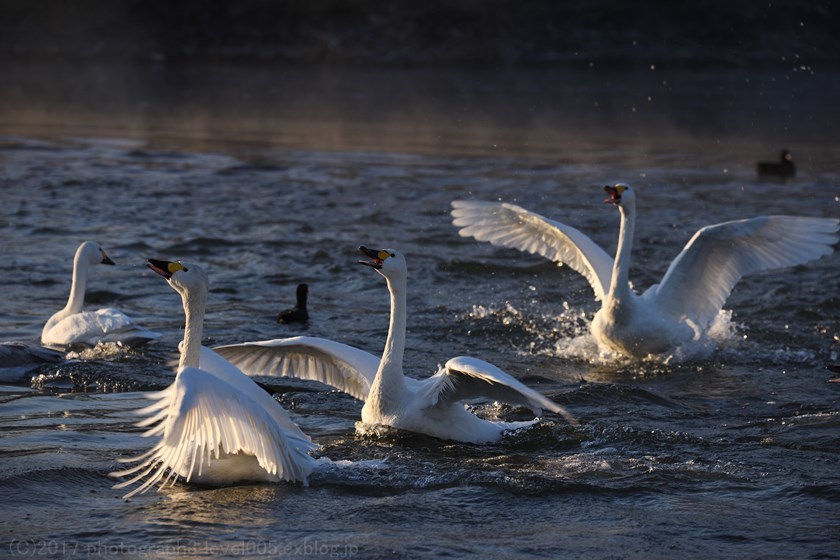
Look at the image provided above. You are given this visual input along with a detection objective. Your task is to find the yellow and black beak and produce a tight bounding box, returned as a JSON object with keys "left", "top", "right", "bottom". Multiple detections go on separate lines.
{"left": 147, "top": 258, "right": 188, "bottom": 280}
{"left": 100, "top": 249, "right": 115, "bottom": 266}
{"left": 604, "top": 185, "right": 626, "bottom": 204}
{"left": 358, "top": 246, "right": 390, "bottom": 269}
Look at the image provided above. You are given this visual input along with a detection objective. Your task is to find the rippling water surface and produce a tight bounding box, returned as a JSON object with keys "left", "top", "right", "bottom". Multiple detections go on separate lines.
{"left": 1, "top": 94, "right": 839, "bottom": 558}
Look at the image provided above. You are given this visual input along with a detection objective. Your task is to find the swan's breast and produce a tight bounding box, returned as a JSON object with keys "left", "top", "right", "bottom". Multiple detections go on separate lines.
{"left": 593, "top": 301, "right": 692, "bottom": 357}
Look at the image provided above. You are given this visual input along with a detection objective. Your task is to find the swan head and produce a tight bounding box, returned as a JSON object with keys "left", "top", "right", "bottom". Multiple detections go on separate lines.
{"left": 604, "top": 184, "right": 634, "bottom": 207}
{"left": 77, "top": 241, "right": 115, "bottom": 267}
{"left": 358, "top": 246, "right": 407, "bottom": 279}
{"left": 146, "top": 258, "right": 207, "bottom": 296}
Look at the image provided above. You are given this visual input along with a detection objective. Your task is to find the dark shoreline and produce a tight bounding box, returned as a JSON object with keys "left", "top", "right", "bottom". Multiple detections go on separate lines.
{"left": 2, "top": 2, "right": 838, "bottom": 159}
{"left": 2, "top": 0, "right": 839, "bottom": 69}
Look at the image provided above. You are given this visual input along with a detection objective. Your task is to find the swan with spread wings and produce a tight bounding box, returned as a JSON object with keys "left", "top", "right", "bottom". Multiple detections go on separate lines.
{"left": 212, "top": 247, "right": 577, "bottom": 444}
{"left": 111, "top": 260, "right": 317, "bottom": 498}
{"left": 451, "top": 185, "right": 838, "bottom": 358}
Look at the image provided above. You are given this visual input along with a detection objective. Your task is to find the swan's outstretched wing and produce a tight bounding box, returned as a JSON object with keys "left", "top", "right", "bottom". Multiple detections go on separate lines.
{"left": 649, "top": 216, "right": 839, "bottom": 330}
{"left": 196, "top": 346, "right": 315, "bottom": 438}
{"left": 418, "top": 356, "right": 578, "bottom": 426}
{"left": 111, "top": 367, "right": 317, "bottom": 498}
{"left": 211, "top": 336, "right": 379, "bottom": 401}
{"left": 451, "top": 200, "right": 613, "bottom": 301}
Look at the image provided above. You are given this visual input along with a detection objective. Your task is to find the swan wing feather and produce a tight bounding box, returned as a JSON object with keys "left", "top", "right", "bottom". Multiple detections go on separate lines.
{"left": 650, "top": 215, "right": 839, "bottom": 329}
{"left": 211, "top": 336, "right": 378, "bottom": 401}
{"left": 418, "top": 356, "right": 577, "bottom": 425}
{"left": 111, "top": 367, "right": 317, "bottom": 498}
{"left": 196, "top": 346, "right": 315, "bottom": 438}
{"left": 451, "top": 200, "right": 613, "bottom": 300}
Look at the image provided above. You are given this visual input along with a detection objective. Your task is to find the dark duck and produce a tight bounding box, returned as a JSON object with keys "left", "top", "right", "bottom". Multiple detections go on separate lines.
{"left": 277, "top": 283, "right": 309, "bottom": 324}
{"left": 756, "top": 149, "right": 795, "bottom": 178}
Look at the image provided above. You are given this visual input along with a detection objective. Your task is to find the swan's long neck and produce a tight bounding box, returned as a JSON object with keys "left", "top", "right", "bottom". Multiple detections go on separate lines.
{"left": 370, "top": 274, "right": 408, "bottom": 409}
{"left": 64, "top": 253, "right": 90, "bottom": 314}
{"left": 608, "top": 201, "right": 635, "bottom": 301}
{"left": 178, "top": 286, "right": 206, "bottom": 370}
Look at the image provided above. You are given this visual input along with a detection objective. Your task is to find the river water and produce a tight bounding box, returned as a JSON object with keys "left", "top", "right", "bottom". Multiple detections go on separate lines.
{"left": 0, "top": 64, "right": 838, "bottom": 559}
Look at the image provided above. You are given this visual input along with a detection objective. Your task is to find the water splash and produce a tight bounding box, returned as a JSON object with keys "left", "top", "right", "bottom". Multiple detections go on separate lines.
{"left": 65, "top": 341, "right": 143, "bottom": 361}
{"left": 30, "top": 343, "right": 149, "bottom": 393}
{"left": 460, "top": 301, "right": 753, "bottom": 366}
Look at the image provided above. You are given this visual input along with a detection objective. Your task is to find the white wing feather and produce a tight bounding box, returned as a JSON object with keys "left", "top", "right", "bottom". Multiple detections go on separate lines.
{"left": 451, "top": 200, "right": 613, "bottom": 300}
{"left": 197, "top": 346, "right": 315, "bottom": 437}
{"left": 211, "top": 337, "right": 379, "bottom": 401}
{"left": 649, "top": 216, "right": 839, "bottom": 330}
{"left": 418, "top": 356, "right": 578, "bottom": 425}
{"left": 112, "top": 367, "right": 317, "bottom": 498}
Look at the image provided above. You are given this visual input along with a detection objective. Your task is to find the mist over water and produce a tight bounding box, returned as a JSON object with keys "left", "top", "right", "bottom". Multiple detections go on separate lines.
{"left": 3, "top": 61, "right": 840, "bottom": 160}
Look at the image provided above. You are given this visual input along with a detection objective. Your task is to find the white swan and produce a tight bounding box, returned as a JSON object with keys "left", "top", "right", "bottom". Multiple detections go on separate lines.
{"left": 452, "top": 185, "right": 839, "bottom": 358}
{"left": 211, "top": 247, "right": 577, "bottom": 444}
{"left": 41, "top": 241, "right": 159, "bottom": 348}
{"left": 111, "top": 259, "right": 317, "bottom": 498}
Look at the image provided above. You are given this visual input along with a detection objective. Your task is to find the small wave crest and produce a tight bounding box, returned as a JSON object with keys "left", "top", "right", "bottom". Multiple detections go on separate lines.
{"left": 30, "top": 343, "right": 148, "bottom": 392}
{"left": 65, "top": 341, "right": 142, "bottom": 361}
